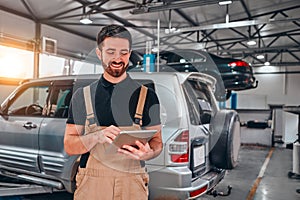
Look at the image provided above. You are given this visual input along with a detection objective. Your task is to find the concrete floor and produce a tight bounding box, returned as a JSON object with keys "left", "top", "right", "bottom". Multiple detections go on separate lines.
{"left": 202, "top": 145, "right": 300, "bottom": 200}
{"left": 1, "top": 145, "right": 299, "bottom": 200}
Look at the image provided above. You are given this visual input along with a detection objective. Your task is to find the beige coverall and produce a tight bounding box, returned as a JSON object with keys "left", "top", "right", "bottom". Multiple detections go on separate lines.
{"left": 74, "top": 85, "right": 150, "bottom": 200}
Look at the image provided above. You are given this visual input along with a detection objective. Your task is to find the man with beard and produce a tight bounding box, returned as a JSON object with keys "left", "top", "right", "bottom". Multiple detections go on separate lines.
{"left": 64, "top": 24, "right": 162, "bottom": 200}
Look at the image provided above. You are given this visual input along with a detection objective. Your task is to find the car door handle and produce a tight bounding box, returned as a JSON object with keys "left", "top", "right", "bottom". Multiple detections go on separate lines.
{"left": 23, "top": 122, "right": 37, "bottom": 129}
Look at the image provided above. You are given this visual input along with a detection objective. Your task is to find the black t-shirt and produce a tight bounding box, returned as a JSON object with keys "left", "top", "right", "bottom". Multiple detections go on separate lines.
{"left": 67, "top": 74, "right": 160, "bottom": 127}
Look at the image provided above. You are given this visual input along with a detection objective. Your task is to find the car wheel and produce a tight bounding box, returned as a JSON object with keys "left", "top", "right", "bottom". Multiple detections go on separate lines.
{"left": 209, "top": 109, "right": 241, "bottom": 169}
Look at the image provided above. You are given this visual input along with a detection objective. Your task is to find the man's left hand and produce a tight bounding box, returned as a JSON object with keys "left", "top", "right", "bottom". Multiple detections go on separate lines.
{"left": 118, "top": 141, "right": 154, "bottom": 161}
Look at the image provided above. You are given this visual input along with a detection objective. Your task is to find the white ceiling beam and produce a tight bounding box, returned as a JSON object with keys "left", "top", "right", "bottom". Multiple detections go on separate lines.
{"left": 163, "top": 17, "right": 300, "bottom": 36}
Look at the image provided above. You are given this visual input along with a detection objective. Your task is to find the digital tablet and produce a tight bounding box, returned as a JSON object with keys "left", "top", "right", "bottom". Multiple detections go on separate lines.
{"left": 112, "top": 130, "right": 157, "bottom": 148}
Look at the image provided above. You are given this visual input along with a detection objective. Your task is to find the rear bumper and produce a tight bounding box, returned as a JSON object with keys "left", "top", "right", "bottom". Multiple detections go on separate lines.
{"left": 148, "top": 166, "right": 226, "bottom": 200}
{"left": 221, "top": 73, "right": 257, "bottom": 90}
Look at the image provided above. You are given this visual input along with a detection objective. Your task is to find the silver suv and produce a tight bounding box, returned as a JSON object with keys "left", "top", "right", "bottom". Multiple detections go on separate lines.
{"left": 0, "top": 72, "right": 240, "bottom": 199}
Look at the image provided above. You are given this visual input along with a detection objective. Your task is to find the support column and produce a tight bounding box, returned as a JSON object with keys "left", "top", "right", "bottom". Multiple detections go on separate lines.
{"left": 33, "top": 23, "right": 41, "bottom": 79}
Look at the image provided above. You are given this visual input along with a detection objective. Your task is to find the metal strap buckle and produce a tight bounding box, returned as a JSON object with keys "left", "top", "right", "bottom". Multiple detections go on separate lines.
{"left": 86, "top": 114, "right": 96, "bottom": 126}
{"left": 134, "top": 118, "right": 141, "bottom": 125}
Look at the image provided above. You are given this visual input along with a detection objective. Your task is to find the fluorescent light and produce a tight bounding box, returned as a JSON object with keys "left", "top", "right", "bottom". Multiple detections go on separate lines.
{"left": 219, "top": 1, "right": 232, "bottom": 5}
{"left": 151, "top": 47, "right": 158, "bottom": 53}
{"left": 164, "top": 27, "right": 180, "bottom": 34}
{"left": 256, "top": 54, "right": 265, "bottom": 59}
{"left": 247, "top": 40, "right": 256, "bottom": 46}
{"left": 264, "top": 61, "right": 270, "bottom": 66}
{"left": 80, "top": 17, "right": 93, "bottom": 24}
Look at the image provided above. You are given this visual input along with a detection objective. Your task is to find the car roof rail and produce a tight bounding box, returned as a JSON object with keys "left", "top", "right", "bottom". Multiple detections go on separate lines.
{"left": 19, "top": 79, "right": 30, "bottom": 85}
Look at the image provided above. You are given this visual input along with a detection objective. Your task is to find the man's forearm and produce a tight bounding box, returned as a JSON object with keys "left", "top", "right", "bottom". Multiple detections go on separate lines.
{"left": 64, "top": 124, "right": 100, "bottom": 155}
{"left": 146, "top": 138, "right": 163, "bottom": 160}
{"left": 144, "top": 125, "right": 163, "bottom": 160}
{"left": 66, "top": 133, "right": 100, "bottom": 155}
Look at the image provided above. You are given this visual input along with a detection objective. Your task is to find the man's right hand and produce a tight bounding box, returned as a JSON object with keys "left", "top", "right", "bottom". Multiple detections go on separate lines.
{"left": 64, "top": 124, "right": 120, "bottom": 155}
{"left": 97, "top": 125, "right": 121, "bottom": 144}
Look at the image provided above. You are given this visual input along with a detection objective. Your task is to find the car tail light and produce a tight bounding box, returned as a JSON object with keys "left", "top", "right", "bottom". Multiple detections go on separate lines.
{"left": 189, "top": 184, "right": 208, "bottom": 198}
{"left": 169, "top": 130, "right": 189, "bottom": 163}
{"left": 228, "top": 61, "right": 249, "bottom": 67}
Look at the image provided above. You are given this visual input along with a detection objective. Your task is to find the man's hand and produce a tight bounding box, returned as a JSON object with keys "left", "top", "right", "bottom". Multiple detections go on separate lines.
{"left": 97, "top": 125, "right": 121, "bottom": 144}
{"left": 64, "top": 124, "right": 122, "bottom": 155}
{"left": 118, "top": 141, "right": 154, "bottom": 161}
{"left": 118, "top": 124, "right": 163, "bottom": 161}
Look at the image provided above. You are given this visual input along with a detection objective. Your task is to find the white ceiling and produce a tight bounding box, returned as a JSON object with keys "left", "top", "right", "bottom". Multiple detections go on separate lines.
{"left": 0, "top": 0, "right": 300, "bottom": 67}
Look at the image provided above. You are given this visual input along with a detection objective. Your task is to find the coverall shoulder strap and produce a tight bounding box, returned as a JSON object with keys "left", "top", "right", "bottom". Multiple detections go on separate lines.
{"left": 134, "top": 85, "right": 148, "bottom": 126}
{"left": 83, "top": 85, "right": 97, "bottom": 128}
{"left": 80, "top": 85, "right": 95, "bottom": 168}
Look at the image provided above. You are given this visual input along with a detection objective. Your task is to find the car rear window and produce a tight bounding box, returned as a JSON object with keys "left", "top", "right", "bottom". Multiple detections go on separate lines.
{"left": 183, "top": 79, "right": 213, "bottom": 125}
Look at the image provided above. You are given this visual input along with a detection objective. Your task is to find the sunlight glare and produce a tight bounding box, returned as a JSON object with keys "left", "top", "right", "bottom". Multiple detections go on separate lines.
{"left": 0, "top": 45, "right": 33, "bottom": 78}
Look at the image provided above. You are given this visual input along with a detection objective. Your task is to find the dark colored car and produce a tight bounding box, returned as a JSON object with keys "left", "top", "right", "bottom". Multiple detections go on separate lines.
{"left": 208, "top": 53, "right": 258, "bottom": 98}
{"left": 129, "top": 49, "right": 258, "bottom": 100}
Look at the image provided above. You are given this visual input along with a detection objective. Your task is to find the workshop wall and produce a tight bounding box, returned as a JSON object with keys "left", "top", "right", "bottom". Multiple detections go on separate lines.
{"left": 236, "top": 70, "right": 300, "bottom": 108}
{"left": 0, "top": 10, "right": 35, "bottom": 41}
{"left": 0, "top": 10, "right": 96, "bottom": 60}
{"left": 41, "top": 24, "right": 96, "bottom": 59}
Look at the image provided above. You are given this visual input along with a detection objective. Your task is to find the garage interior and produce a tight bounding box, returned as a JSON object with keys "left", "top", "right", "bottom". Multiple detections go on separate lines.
{"left": 0, "top": 0, "right": 300, "bottom": 199}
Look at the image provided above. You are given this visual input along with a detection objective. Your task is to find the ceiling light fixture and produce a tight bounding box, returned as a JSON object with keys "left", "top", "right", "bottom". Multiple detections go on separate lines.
{"left": 80, "top": 6, "right": 93, "bottom": 24}
{"left": 80, "top": 16, "right": 93, "bottom": 24}
{"left": 247, "top": 40, "right": 256, "bottom": 46}
{"left": 219, "top": 1, "right": 232, "bottom": 6}
{"left": 218, "top": 1, "right": 232, "bottom": 23}
{"left": 264, "top": 61, "right": 270, "bottom": 66}
{"left": 256, "top": 54, "right": 265, "bottom": 59}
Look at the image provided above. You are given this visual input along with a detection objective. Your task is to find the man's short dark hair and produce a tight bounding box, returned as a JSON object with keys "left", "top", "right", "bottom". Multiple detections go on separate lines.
{"left": 97, "top": 24, "right": 132, "bottom": 50}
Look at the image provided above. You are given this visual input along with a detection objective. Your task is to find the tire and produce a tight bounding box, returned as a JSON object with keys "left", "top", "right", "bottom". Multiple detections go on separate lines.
{"left": 209, "top": 109, "right": 241, "bottom": 169}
